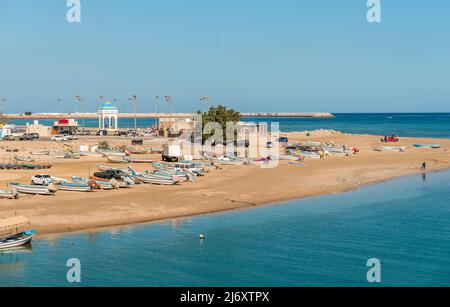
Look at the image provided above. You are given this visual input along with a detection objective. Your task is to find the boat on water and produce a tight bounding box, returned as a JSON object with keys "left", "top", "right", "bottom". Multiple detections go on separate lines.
{"left": 0, "top": 189, "right": 19, "bottom": 199}
{"left": 14, "top": 155, "right": 36, "bottom": 162}
{"left": 374, "top": 146, "right": 406, "bottom": 152}
{"left": 71, "top": 176, "right": 115, "bottom": 190}
{"left": 106, "top": 156, "right": 129, "bottom": 164}
{"left": 0, "top": 216, "right": 37, "bottom": 250}
{"left": 9, "top": 183, "right": 58, "bottom": 195}
{"left": 56, "top": 182, "right": 93, "bottom": 192}
{"left": 413, "top": 144, "right": 441, "bottom": 149}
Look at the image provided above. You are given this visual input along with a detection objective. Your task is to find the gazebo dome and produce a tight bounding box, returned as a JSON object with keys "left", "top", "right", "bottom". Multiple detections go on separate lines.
{"left": 101, "top": 101, "right": 117, "bottom": 110}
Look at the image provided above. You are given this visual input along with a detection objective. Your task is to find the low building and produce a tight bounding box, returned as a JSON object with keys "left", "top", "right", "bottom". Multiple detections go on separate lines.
{"left": 159, "top": 117, "right": 194, "bottom": 137}
{"left": 98, "top": 101, "right": 119, "bottom": 131}
{"left": 53, "top": 119, "right": 79, "bottom": 134}
{"left": 0, "top": 124, "right": 13, "bottom": 139}
{"left": 26, "top": 121, "right": 53, "bottom": 137}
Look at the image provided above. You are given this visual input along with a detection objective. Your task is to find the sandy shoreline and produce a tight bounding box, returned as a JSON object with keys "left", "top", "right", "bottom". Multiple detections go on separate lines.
{"left": 1, "top": 132, "right": 450, "bottom": 237}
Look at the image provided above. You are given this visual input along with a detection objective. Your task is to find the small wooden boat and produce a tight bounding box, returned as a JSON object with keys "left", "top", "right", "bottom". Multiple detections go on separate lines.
{"left": 124, "top": 157, "right": 153, "bottom": 163}
{"left": 14, "top": 155, "right": 35, "bottom": 162}
{"left": 9, "top": 183, "right": 58, "bottom": 195}
{"left": 413, "top": 144, "right": 441, "bottom": 149}
{"left": 0, "top": 189, "right": 19, "bottom": 199}
{"left": 0, "top": 216, "right": 36, "bottom": 250}
{"left": 106, "top": 156, "right": 129, "bottom": 164}
{"left": 56, "top": 182, "right": 93, "bottom": 192}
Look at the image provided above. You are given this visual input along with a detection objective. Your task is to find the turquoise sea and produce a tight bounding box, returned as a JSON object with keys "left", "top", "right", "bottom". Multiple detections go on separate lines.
{"left": 1, "top": 170, "right": 450, "bottom": 287}
{"left": 10, "top": 113, "right": 450, "bottom": 139}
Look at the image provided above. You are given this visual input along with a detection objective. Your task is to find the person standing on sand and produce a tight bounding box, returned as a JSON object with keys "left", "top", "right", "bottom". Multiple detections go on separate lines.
{"left": 421, "top": 162, "right": 427, "bottom": 171}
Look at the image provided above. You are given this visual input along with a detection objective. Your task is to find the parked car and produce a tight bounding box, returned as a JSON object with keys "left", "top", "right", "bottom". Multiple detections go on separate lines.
{"left": 93, "top": 170, "right": 129, "bottom": 180}
{"left": 2, "top": 135, "right": 16, "bottom": 141}
{"left": 19, "top": 134, "right": 37, "bottom": 141}
{"left": 266, "top": 141, "right": 273, "bottom": 148}
{"left": 31, "top": 174, "right": 53, "bottom": 186}
{"left": 114, "top": 131, "right": 127, "bottom": 137}
{"left": 51, "top": 135, "right": 68, "bottom": 141}
{"left": 97, "top": 130, "right": 108, "bottom": 136}
{"left": 381, "top": 136, "right": 399, "bottom": 142}
{"left": 278, "top": 137, "right": 289, "bottom": 143}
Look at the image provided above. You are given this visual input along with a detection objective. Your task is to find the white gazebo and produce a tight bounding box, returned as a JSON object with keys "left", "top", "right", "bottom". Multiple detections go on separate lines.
{"left": 98, "top": 101, "right": 119, "bottom": 131}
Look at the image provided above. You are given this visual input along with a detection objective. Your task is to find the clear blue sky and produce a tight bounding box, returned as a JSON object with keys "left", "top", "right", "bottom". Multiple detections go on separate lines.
{"left": 1, "top": 0, "right": 449, "bottom": 113}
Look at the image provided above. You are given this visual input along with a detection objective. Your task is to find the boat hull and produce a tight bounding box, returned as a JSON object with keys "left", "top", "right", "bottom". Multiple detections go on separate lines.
{"left": 0, "top": 234, "right": 35, "bottom": 250}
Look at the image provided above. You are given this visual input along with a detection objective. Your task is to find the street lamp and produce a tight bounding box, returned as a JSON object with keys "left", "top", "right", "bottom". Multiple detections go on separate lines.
{"left": 129, "top": 95, "right": 137, "bottom": 130}
{"left": 153, "top": 96, "right": 161, "bottom": 125}
{"left": 165, "top": 96, "right": 173, "bottom": 114}
{"left": 57, "top": 98, "right": 63, "bottom": 115}
{"left": 0, "top": 97, "right": 6, "bottom": 114}
{"left": 200, "top": 96, "right": 211, "bottom": 110}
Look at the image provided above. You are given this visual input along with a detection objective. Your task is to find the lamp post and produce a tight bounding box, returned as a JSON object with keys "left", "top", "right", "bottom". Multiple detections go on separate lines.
{"left": 153, "top": 96, "right": 160, "bottom": 126}
{"left": 165, "top": 96, "right": 173, "bottom": 114}
{"left": 129, "top": 95, "right": 137, "bottom": 130}
{"left": 57, "top": 98, "right": 63, "bottom": 115}
{"left": 0, "top": 97, "right": 6, "bottom": 115}
{"left": 98, "top": 96, "right": 104, "bottom": 110}
{"left": 200, "top": 96, "right": 211, "bottom": 110}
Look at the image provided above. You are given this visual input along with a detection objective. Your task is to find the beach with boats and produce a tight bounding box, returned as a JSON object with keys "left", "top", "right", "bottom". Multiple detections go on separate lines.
{"left": 1, "top": 127, "right": 450, "bottom": 237}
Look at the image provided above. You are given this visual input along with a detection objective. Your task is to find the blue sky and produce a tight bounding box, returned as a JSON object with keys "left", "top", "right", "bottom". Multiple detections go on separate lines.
{"left": 0, "top": 0, "right": 449, "bottom": 113}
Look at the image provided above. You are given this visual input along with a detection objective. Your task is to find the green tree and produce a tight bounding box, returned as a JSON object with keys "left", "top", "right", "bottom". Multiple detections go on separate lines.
{"left": 198, "top": 105, "right": 241, "bottom": 144}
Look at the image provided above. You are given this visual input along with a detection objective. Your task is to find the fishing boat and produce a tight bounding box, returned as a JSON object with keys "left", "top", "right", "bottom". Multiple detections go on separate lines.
{"left": 56, "top": 182, "right": 93, "bottom": 192}
{"left": 0, "top": 216, "right": 36, "bottom": 250}
{"left": 0, "top": 189, "right": 19, "bottom": 199}
{"left": 97, "top": 149, "right": 127, "bottom": 157}
{"left": 374, "top": 146, "right": 406, "bottom": 152}
{"left": 217, "top": 156, "right": 245, "bottom": 165}
{"left": 413, "top": 144, "right": 441, "bottom": 149}
{"left": 14, "top": 155, "right": 35, "bottom": 162}
{"left": 124, "top": 157, "right": 153, "bottom": 163}
{"left": 9, "top": 183, "right": 58, "bottom": 195}
{"left": 71, "top": 176, "right": 115, "bottom": 190}
{"left": 133, "top": 173, "right": 178, "bottom": 185}
{"left": 30, "top": 150, "right": 50, "bottom": 156}
{"left": 106, "top": 156, "right": 129, "bottom": 164}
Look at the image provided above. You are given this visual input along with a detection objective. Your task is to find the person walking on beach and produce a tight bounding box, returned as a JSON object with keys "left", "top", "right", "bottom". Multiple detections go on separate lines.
{"left": 421, "top": 162, "right": 427, "bottom": 171}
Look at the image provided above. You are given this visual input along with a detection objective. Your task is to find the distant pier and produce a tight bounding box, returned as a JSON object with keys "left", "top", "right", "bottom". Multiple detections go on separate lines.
{"left": 4, "top": 112, "right": 333, "bottom": 120}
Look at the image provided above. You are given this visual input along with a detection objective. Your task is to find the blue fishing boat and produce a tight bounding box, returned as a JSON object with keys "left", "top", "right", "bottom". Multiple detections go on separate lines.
{"left": 0, "top": 216, "right": 36, "bottom": 250}
{"left": 413, "top": 144, "right": 441, "bottom": 149}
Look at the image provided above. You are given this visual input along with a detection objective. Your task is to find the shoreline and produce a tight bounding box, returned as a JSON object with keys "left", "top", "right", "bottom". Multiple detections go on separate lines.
{"left": 2, "top": 132, "right": 450, "bottom": 238}
{"left": 36, "top": 166, "right": 449, "bottom": 239}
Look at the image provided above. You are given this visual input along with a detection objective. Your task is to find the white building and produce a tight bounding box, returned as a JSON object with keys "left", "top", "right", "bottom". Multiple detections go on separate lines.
{"left": 98, "top": 101, "right": 119, "bottom": 131}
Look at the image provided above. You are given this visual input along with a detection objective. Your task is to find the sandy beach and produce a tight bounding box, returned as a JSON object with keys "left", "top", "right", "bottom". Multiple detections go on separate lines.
{"left": 1, "top": 132, "right": 450, "bottom": 236}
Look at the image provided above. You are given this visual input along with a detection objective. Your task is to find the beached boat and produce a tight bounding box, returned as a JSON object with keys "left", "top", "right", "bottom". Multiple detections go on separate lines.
{"left": 374, "top": 146, "right": 406, "bottom": 152}
{"left": 124, "top": 157, "right": 153, "bottom": 163}
{"left": 0, "top": 164, "right": 52, "bottom": 170}
{"left": 56, "top": 182, "right": 93, "bottom": 192}
{"left": 30, "top": 150, "right": 50, "bottom": 156}
{"left": 71, "top": 176, "right": 115, "bottom": 190}
{"left": 9, "top": 183, "right": 58, "bottom": 195}
{"left": 14, "top": 155, "right": 35, "bottom": 162}
{"left": 133, "top": 173, "right": 178, "bottom": 185}
{"left": 106, "top": 156, "right": 129, "bottom": 164}
{"left": 0, "top": 189, "right": 19, "bottom": 199}
{"left": 413, "top": 144, "right": 441, "bottom": 149}
{"left": 97, "top": 149, "right": 127, "bottom": 157}
{"left": 0, "top": 216, "right": 36, "bottom": 250}
{"left": 217, "top": 156, "right": 246, "bottom": 165}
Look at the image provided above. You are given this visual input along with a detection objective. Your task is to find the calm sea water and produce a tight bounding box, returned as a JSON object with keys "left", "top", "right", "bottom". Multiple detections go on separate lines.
{"left": 10, "top": 113, "right": 450, "bottom": 139}
{"left": 1, "top": 170, "right": 450, "bottom": 287}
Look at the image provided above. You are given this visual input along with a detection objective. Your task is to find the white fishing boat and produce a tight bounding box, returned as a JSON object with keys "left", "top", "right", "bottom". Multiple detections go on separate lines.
{"left": 71, "top": 176, "right": 115, "bottom": 190}
{"left": 9, "top": 183, "right": 58, "bottom": 195}
{"left": 0, "top": 216, "right": 36, "bottom": 250}
{"left": 14, "top": 155, "right": 35, "bottom": 162}
{"left": 0, "top": 189, "right": 19, "bottom": 199}
{"left": 374, "top": 146, "right": 406, "bottom": 152}
{"left": 97, "top": 149, "right": 127, "bottom": 157}
{"left": 106, "top": 156, "right": 129, "bottom": 164}
{"left": 124, "top": 157, "right": 153, "bottom": 163}
{"left": 30, "top": 150, "right": 50, "bottom": 156}
{"left": 133, "top": 174, "right": 178, "bottom": 185}
{"left": 56, "top": 182, "right": 93, "bottom": 192}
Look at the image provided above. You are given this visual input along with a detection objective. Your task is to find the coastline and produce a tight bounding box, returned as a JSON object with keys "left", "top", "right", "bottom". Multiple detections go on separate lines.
{"left": 1, "top": 131, "right": 450, "bottom": 237}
